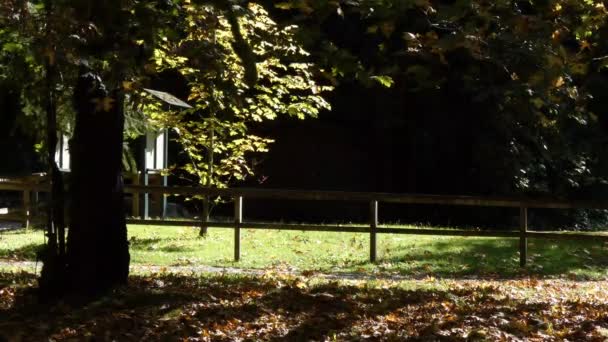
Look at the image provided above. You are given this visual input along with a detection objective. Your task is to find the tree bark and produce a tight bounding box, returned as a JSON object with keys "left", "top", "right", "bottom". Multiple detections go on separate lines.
{"left": 38, "top": 44, "right": 67, "bottom": 299}
{"left": 65, "top": 71, "right": 130, "bottom": 295}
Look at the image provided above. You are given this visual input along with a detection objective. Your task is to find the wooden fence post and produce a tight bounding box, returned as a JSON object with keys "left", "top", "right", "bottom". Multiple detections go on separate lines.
{"left": 132, "top": 173, "right": 140, "bottom": 218}
{"left": 23, "top": 189, "right": 31, "bottom": 228}
{"left": 370, "top": 200, "right": 378, "bottom": 263}
{"left": 32, "top": 190, "right": 39, "bottom": 218}
{"left": 519, "top": 206, "right": 528, "bottom": 267}
{"left": 143, "top": 171, "right": 149, "bottom": 219}
{"left": 200, "top": 197, "right": 209, "bottom": 236}
{"left": 234, "top": 196, "right": 242, "bottom": 261}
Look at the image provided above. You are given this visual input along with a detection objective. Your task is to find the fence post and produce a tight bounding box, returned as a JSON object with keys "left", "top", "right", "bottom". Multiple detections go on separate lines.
{"left": 200, "top": 197, "right": 209, "bottom": 236}
{"left": 143, "top": 170, "right": 149, "bottom": 219}
{"left": 370, "top": 200, "right": 378, "bottom": 263}
{"left": 234, "top": 196, "right": 243, "bottom": 261}
{"left": 519, "top": 206, "right": 528, "bottom": 267}
{"left": 33, "top": 189, "right": 39, "bottom": 218}
{"left": 132, "top": 173, "right": 140, "bottom": 218}
{"left": 23, "top": 189, "right": 31, "bottom": 228}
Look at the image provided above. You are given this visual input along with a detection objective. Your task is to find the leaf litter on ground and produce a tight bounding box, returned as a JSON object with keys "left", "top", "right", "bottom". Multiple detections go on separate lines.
{"left": 1, "top": 269, "right": 608, "bottom": 341}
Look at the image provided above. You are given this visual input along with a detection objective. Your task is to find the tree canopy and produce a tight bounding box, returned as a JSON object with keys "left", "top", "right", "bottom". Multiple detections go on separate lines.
{"left": 268, "top": 0, "right": 608, "bottom": 203}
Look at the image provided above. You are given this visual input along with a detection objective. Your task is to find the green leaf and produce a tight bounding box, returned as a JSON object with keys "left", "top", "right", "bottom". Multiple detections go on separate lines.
{"left": 2, "top": 42, "right": 23, "bottom": 53}
{"left": 370, "top": 75, "right": 394, "bottom": 88}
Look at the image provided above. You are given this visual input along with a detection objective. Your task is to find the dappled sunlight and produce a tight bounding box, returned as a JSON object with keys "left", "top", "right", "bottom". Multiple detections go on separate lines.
{"left": 1, "top": 271, "right": 608, "bottom": 340}
{"left": 2, "top": 226, "right": 608, "bottom": 280}
{"left": 373, "top": 236, "right": 608, "bottom": 279}
{"left": 0, "top": 242, "right": 42, "bottom": 261}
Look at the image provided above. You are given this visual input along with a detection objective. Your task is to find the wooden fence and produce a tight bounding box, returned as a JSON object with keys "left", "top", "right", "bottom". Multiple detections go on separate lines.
{"left": 2, "top": 177, "right": 608, "bottom": 266}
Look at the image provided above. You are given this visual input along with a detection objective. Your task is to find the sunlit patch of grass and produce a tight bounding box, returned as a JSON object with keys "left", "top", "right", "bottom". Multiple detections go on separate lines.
{"left": 0, "top": 228, "right": 45, "bottom": 261}
{"left": 1, "top": 225, "right": 608, "bottom": 279}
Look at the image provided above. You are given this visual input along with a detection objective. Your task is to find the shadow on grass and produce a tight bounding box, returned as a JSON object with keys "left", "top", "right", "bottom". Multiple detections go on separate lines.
{"left": 362, "top": 237, "right": 608, "bottom": 279}
{"left": 3, "top": 234, "right": 607, "bottom": 280}
{"left": 1, "top": 271, "right": 607, "bottom": 341}
{"left": 129, "top": 238, "right": 196, "bottom": 253}
{"left": 128, "top": 238, "right": 163, "bottom": 250}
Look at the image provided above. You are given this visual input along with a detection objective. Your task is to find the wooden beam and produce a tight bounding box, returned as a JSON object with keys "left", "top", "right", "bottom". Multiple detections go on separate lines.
{"left": 376, "top": 228, "right": 521, "bottom": 238}
{"left": 1, "top": 180, "right": 602, "bottom": 211}
{"left": 0, "top": 182, "right": 49, "bottom": 192}
{"left": 242, "top": 222, "right": 370, "bottom": 233}
{"left": 126, "top": 218, "right": 201, "bottom": 226}
{"left": 123, "top": 185, "right": 608, "bottom": 210}
{"left": 525, "top": 231, "right": 608, "bottom": 241}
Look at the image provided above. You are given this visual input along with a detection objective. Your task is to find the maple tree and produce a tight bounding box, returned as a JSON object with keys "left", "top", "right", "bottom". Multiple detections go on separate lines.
{"left": 139, "top": 2, "right": 331, "bottom": 188}
{"left": 1, "top": 0, "right": 331, "bottom": 297}
{"left": 271, "top": 0, "right": 608, "bottom": 202}
{"left": 236, "top": 0, "right": 608, "bottom": 228}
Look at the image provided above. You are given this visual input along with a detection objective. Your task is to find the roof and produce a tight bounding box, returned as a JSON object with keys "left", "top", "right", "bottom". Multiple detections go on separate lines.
{"left": 143, "top": 88, "right": 193, "bottom": 109}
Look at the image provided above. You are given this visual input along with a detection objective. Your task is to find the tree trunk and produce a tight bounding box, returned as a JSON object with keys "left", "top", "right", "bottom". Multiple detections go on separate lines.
{"left": 65, "top": 71, "right": 129, "bottom": 295}
{"left": 38, "top": 46, "right": 67, "bottom": 299}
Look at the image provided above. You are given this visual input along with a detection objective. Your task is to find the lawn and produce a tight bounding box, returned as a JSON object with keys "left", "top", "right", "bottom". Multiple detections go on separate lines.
{"left": 1, "top": 225, "right": 608, "bottom": 279}
{"left": 2, "top": 225, "right": 608, "bottom": 340}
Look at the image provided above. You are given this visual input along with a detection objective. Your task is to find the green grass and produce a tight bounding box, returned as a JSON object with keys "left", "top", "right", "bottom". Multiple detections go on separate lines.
{"left": 1, "top": 225, "right": 608, "bottom": 279}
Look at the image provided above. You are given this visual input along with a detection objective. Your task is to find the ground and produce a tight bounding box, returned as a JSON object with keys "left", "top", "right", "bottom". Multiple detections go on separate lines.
{"left": 1, "top": 271, "right": 608, "bottom": 341}
{"left": 1, "top": 225, "right": 608, "bottom": 341}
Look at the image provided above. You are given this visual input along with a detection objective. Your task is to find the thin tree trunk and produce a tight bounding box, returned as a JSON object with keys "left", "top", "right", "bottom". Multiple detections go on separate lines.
{"left": 38, "top": 0, "right": 67, "bottom": 299}
{"left": 65, "top": 71, "right": 129, "bottom": 295}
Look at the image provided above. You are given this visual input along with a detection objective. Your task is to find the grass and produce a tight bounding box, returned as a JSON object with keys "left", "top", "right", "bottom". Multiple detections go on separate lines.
{"left": 1, "top": 225, "right": 608, "bottom": 279}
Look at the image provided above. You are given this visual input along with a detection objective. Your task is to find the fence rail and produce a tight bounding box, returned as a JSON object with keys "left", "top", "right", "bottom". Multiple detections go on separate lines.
{"left": 2, "top": 176, "right": 608, "bottom": 267}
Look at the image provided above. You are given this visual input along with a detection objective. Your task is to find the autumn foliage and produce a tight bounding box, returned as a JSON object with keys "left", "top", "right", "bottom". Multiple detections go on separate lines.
{"left": 1, "top": 270, "right": 608, "bottom": 341}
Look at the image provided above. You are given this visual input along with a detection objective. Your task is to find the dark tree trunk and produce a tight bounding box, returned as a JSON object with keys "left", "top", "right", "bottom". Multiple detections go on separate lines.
{"left": 38, "top": 46, "right": 67, "bottom": 299}
{"left": 65, "top": 71, "right": 130, "bottom": 295}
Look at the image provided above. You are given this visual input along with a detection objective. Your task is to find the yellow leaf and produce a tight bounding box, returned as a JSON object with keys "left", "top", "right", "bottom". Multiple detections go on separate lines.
{"left": 122, "top": 81, "right": 134, "bottom": 91}
{"left": 554, "top": 76, "right": 565, "bottom": 88}
{"left": 385, "top": 313, "right": 400, "bottom": 323}
{"left": 551, "top": 30, "right": 561, "bottom": 42}
{"left": 580, "top": 40, "right": 592, "bottom": 52}
{"left": 403, "top": 32, "right": 417, "bottom": 41}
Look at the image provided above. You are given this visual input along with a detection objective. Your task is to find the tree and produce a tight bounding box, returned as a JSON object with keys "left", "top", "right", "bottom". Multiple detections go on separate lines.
{"left": 1, "top": 0, "right": 331, "bottom": 297}
{"left": 140, "top": 2, "right": 331, "bottom": 189}
{"left": 268, "top": 1, "right": 608, "bottom": 221}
